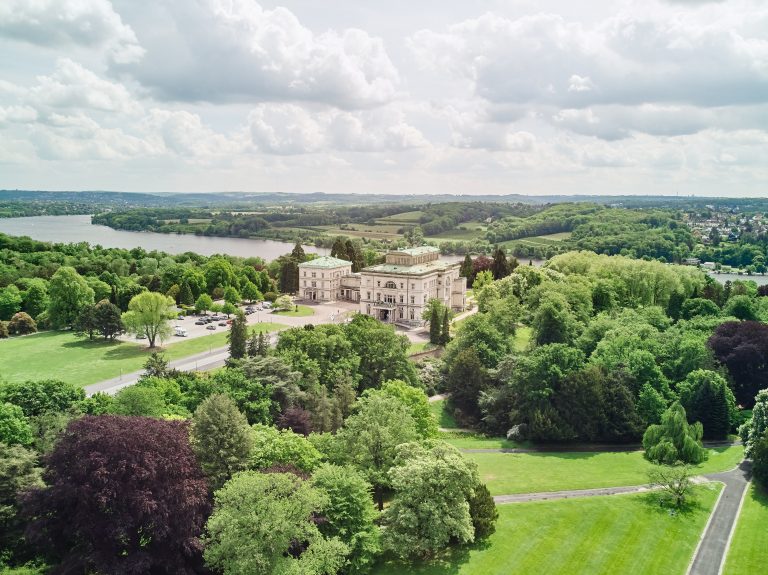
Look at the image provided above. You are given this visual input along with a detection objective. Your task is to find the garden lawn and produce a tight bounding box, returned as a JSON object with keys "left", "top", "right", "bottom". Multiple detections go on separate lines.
{"left": 723, "top": 483, "right": 768, "bottom": 575}
{"left": 271, "top": 305, "right": 314, "bottom": 317}
{"left": 408, "top": 342, "right": 436, "bottom": 355}
{"left": 467, "top": 445, "right": 743, "bottom": 496}
{"left": 0, "top": 323, "right": 286, "bottom": 387}
{"left": 429, "top": 399, "right": 458, "bottom": 429}
{"left": 372, "top": 485, "right": 721, "bottom": 575}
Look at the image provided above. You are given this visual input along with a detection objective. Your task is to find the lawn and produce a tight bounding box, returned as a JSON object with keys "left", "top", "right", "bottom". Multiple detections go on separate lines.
{"left": 512, "top": 325, "right": 532, "bottom": 352}
{"left": 271, "top": 305, "right": 315, "bottom": 317}
{"left": 372, "top": 485, "right": 721, "bottom": 575}
{"left": 0, "top": 323, "right": 286, "bottom": 387}
{"left": 408, "top": 341, "right": 436, "bottom": 355}
{"left": 723, "top": 483, "right": 768, "bottom": 575}
{"left": 467, "top": 445, "right": 743, "bottom": 496}
{"left": 441, "top": 432, "right": 524, "bottom": 450}
{"left": 377, "top": 210, "right": 425, "bottom": 223}
{"left": 430, "top": 399, "right": 459, "bottom": 429}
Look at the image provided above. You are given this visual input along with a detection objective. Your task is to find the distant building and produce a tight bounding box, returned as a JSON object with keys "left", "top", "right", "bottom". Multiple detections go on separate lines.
{"left": 359, "top": 246, "right": 466, "bottom": 325}
{"left": 297, "top": 246, "right": 467, "bottom": 326}
{"left": 683, "top": 257, "right": 701, "bottom": 266}
{"left": 297, "top": 256, "right": 352, "bottom": 302}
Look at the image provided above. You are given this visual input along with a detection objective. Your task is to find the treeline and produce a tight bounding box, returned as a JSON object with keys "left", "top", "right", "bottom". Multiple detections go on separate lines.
{"left": 442, "top": 251, "right": 763, "bottom": 443}
{"left": 0, "top": 201, "right": 97, "bottom": 218}
{"left": 0, "top": 316, "right": 497, "bottom": 573}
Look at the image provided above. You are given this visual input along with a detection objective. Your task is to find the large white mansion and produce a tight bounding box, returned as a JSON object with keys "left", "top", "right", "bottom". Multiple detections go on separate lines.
{"left": 297, "top": 246, "right": 466, "bottom": 325}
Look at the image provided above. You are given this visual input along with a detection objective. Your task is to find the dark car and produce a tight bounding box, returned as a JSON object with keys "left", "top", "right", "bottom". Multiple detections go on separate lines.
{"left": 218, "top": 322, "right": 228, "bottom": 327}
{"left": 194, "top": 320, "right": 205, "bottom": 325}
{"left": 206, "top": 325, "right": 216, "bottom": 330}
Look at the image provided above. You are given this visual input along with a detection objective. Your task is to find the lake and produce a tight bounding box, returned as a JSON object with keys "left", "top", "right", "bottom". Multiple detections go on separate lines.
{"left": 0, "top": 215, "right": 328, "bottom": 260}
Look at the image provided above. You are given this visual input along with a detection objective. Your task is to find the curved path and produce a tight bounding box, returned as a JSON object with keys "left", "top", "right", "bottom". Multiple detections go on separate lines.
{"left": 687, "top": 461, "right": 752, "bottom": 575}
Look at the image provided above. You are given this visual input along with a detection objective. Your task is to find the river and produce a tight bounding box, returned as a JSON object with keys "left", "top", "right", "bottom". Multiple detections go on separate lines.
{"left": 0, "top": 215, "right": 328, "bottom": 260}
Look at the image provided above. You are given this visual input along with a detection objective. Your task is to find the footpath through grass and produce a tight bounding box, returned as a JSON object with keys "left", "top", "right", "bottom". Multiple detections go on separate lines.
{"left": 723, "top": 483, "right": 768, "bottom": 575}
{"left": 464, "top": 445, "right": 743, "bottom": 496}
{"left": 0, "top": 323, "right": 286, "bottom": 387}
{"left": 373, "top": 485, "right": 721, "bottom": 575}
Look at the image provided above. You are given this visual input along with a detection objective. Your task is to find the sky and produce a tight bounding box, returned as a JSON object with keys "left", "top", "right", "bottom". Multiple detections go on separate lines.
{"left": 0, "top": 0, "right": 767, "bottom": 197}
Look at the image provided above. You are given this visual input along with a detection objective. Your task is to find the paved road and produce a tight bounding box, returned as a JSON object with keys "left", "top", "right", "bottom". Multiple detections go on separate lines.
{"left": 688, "top": 461, "right": 752, "bottom": 575}
{"left": 494, "top": 484, "right": 655, "bottom": 504}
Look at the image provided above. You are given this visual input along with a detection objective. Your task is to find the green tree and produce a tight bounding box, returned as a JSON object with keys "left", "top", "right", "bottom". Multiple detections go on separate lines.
{"left": 677, "top": 369, "right": 734, "bottom": 440}
{"left": 440, "top": 308, "right": 451, "bottom": 346}
{"left": 110, "top": 386, "right": 167, "bottom": 417}
{"left": 336, "top": 393, "right": 419, "bottom": 510}
{"left": 211, "top": 368, "right": 276, "bottom": 425}
{"left": 648, "top": 465, "right": 694, "bottom": 509}
{"left": 242, "top": 281, "right": 262, "bottom": 303}
{"left": 75, "top": 303, "right": 99, "bottom": 340}
{"left": 637, "top": 383, "right": 667, "bottom": 426}
{"left": 751, "top": 430, "right": 768, "bottom": 487}
{"left": 0, "top": 379, "right": 84, "bottom": 417}
{"left": 739, "top": 389, "right": 768, "bottom": 458}
{"left": 311, "top": 464, "right": 380, "bottom": 574}
{"left": 472, "top": 270, "right": 494, "bottom": 291}
{"left": 93, "top": 299, "right": 123, "bottom": 340}
{"left": 681, "top": 298, "right": 720, "bottom": 320}
{"left": 224, "top": 286, "right": 241, "bottom": 306}
{"left": 468, "top": 482, "right": 498, "bottom": 539}
{"left": 532, "top": 292, "right": 580, "bottom": 346}
{"left": 383, "top": 441, "right": 478, "bottom": 559}
{"left": 47, "top": 266, "right": 95, "bottom": 328}
{"left": 0, "top": 403, "right": 33, "bottom": 446}
{"left": 274, "top": 294, "right": 293, "bottom": 311}
{"left": 0, "top": 285, "right": 22, "bottom": 321}
{"left": 228, "top": 311, "right": 248, "bottom": 360}
{"left": 374, "top": 379, "right": 438, "bottom": 439}
{"left": 459, "top": 255, "right": 473, "bottom": 285}
{"left": 121, "top": 291, "right": 176, "bottom": 348}
{"left": 428, "top": 305, "right": 440, "bottom": 344}
{"left": 204, "top": 472, "right": 348, "bottom": 575}
{"left": 179, "top": 281, "right": 195, "bottom": 306}
{"left": 490, "top": 245, "right": 511, "bottom": 280}
{"left": 195, "top": 293, "right": 213, "bottom": 314}
{"left": 250, "top": 424, "right": 321, "bottom": 473}
{"left": 22, "top": 279, "right": 49, "bottom": 319}
{"left": 723, "top": 294, "right": 758, "bottom": 321}
{"left": 643, "top": 402, "right": 707, "bottom": 465}
{"left": 0, "top": 443, "right": 43, "bottom": 564}
{"left": 191, "top": 394, "right": 253, "bottom": 491}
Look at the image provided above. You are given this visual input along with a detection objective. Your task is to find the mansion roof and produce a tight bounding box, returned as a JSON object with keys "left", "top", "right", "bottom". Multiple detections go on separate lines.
{"left": 297, "top": 256, "right": 352, "bottom": 269}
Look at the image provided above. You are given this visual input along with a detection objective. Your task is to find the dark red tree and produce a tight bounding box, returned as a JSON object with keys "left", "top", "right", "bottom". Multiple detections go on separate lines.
{"left": 277, "top": 406, "right": 314, "bottom": 436}
{"left": 22, "top": 415, "right": 210, "bottom": 575}
{"left": 708, "top": 321, "right": 768, "bottom": 407}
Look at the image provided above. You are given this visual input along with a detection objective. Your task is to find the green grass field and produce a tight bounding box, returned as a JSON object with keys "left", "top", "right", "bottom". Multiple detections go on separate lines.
{"left": 723, "top": 483, "right": 768, "bottom": 574}
{"left": 0, "top": 323, "right": 286, "bottom": 387}
{"left": 467, "top": 446, "right": 743, "bottom": 496}
{"left": 430, "top": 400, "right": 459, "bottom": 429}
{"left": 408, "top": 341, "right": 436, "bottom": 355}
{"left": 271, "top": 305, "right": 314, "bottom": 317}
{"left": 372, "top": 485, "right": 721, "bottom": 575}
{"left": 377, "top": 210, "right": 425, "bottom": 223}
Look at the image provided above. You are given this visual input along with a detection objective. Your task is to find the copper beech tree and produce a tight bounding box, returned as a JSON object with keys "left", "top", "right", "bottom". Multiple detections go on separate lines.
{"left": 22, "top": 415, "right": 210, "bottom": 575}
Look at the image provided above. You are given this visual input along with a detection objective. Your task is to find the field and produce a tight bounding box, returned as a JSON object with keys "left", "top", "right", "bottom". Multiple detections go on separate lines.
{"left": 271, "top": 305, "right": 315, "bottom": 317}
{"left": 501, "top": 232, "right": 572, "bottom": 250}
{"left": 315, "top": 224, "right": 403, "bottom": 240}
{"left": 376, "top": 211, "right": 425, "bottom": 224}
{"left": 466, "top": 446, "right": 743, "bottom": 496}
{"left": 723, "top": 483, "right": 768, "bottom": 574}
{"left": 372, "top": 485, "right": 721, "bottom": 575}
{"left": 0, "top": 323, "right": 286, "bottom": 387}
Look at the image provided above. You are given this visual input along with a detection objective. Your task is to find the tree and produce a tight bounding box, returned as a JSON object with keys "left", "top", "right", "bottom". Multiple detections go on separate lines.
{"left": 47, "top": 266, "right": 94, "bottom": 328}
{"left": 195, "top": 293, "right": 213, "bottom": 314}
{"left": 643, "top": 403, "right": 707, "bottom": 465}
{"left": 374, "top": 379, "right": 438, "bottom": 439}
{"left": 223, "top": 286, "right": 241, "bottom": 306}
{"left": 740, "top": 389, "right": 768, "bottom": 458}
{"left": 723, "top": 294, "right": 758, "bottom": 321}
{"left": 677, "top": 370, "right": 734, "bottom": 440}
{"left": 472, "top": 270, "right": 494, "bottom": 291}
{"left": 274, "top": 294, "right": 293, "bottom": 311}
{"left": 429, "top": 305, "right": 440, "bottom": 344}
{"left": 0, "top": 379, "right": 84, "bottom": 417}
{"left": 708, "top": 321, "right": 768, "bottom": 407}
{"left": 445, "top": 347, "right": 489, "bottom": 423}
{"left": 0, "top": 402, "right": 33, "bottom": 446}
{"left": 0, "top": 285, "right": 22, "bottom": 321}
{"left": 228, "top": 311, "right": 248, "bottom": 360}
{"left": 637, "top": 383, "right": 667, "bottom": 426}
{"left": 311, "top": 464, "right": 380, "bottom": 574}
{"left": 22, "top": 279, "right": 49, "bottom": 319}
{"left": 490, "top": 245, "right": 511, "bottom": 280}
{"left": 532, "top": 292, "right": 580, "bottom": 346}
{"left": 144, "top": 351, "right": 170, "bottom": 377}
{"left": 179, "top": 281, "right": 195, "bottom": 306}
{"left": 459, "top": 255, "right": 473, "bottom": 285}
{"left": 648, "top": 465, "right": 694, "bottom": 508}
{"left": 204, "top": 471, "right": 348, "bottom": 575}
{"left": 110, "top": 385, "right": 167, "bottom": 417}
{"left": 468, "top": 482, "right": 498, "bottom": 539}
{"left": 191, "top": 394, "right": 253, "bottom": 491}
{"left": 242, "top": 280, "right": 262, "bottom": 303}
{"left": 440, "top": 308, "right": 451, "bottom": 346}
{"left": 22, "top": 416, "right": 209, "bottom": 574}
{"left": 214, "top": 368, "right": 276, "bottom": 425}
{"left": 7, "top": 311, "right": 37, "bottom": 335}
{"left": 0, "top": 321, "right": 8, "bottom": 339}
{"left": 0, "top": 444, "right": 43, "bottom": 565}
{"left": 75, "top": 303, "right": 99, "bottom": 340}
{"left": 121, "top": 291, "right": 176, "bottom": 348}
{"left": 681, "top": 298, "right": 720, "bottom": 320}
{"left": 751, "top": 430, "right": 768, "bottom": 487}
{"left": 250, "top": 424, "right": 321, "bottom": 473}
{"left": 383, "top": 441, "right": 478, "bottom": 559}
{"left": 92, "top": 299, "right": 123, "bottom": 339}
{"left": 336, "top": 393, "right": 419, "bottom": 510}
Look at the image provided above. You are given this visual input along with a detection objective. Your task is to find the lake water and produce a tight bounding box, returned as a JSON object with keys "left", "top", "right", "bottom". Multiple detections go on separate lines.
{"left": 0, "top": 215, "right": 328, "bottom": 260}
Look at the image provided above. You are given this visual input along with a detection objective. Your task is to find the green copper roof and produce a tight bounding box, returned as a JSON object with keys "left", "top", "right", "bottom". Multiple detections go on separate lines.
{"left": 389, "top": 246, "right": 440, "bottom": 256}
{"left": 298, "top": 256, "right": 352, "bottom": 269}
{"left": 362, "top": 260, "right": 458, "bottom": 276}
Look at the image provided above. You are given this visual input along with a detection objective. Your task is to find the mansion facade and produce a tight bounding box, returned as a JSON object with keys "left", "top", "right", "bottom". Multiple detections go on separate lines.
{"left": 298, "top": 246, "right": 466, "bottom": 325}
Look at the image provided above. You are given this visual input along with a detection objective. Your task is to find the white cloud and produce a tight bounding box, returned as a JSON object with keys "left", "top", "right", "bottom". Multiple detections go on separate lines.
{"left": 114, "top": 0, "right": 400, "bottom": 109}
{"left": 0, "top": 0, "right": 144, "bottom": 64}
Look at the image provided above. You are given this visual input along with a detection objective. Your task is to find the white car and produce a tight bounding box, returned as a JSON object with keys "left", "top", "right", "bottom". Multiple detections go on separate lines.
{"left": 174, "top": 326, "right": 188, "bottom": 337}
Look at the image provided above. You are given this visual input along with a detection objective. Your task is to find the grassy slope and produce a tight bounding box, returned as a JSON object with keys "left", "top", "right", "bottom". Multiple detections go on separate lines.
{"left": 723, "top": 483, "right": 768, "bottom": 575}
{"left": 373, "top": 485, "right": 721, "bottom": 575}
{"left": 429, "top": 399, "right": 458, "bottom": 429}
{"left": 466, "top": 446, "right": 743, "bottom": 496}
{"left": 0, "top": 323, "right": 285, "bottom": 387}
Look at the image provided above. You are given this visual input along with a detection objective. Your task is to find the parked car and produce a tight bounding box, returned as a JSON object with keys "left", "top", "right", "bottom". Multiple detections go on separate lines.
{"left": 218, "top": 322, "right": 228, "bottom": 326}
{"left": 195, "top": 320, "right": 205, "bottom": 325}
{"left": 177, "top": 315, "right": 186, "bottom": 320}
{"left": 206, "top": 325, "right": 216, "bottom": 330}
{"left": 262, "top": 302, "right": 272, "bottom": 309}
{"left": 174, "top": 327, "right": 188, "bottom": 337}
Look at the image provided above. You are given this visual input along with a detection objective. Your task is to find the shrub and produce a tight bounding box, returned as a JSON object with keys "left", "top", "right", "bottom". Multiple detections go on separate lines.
{"left": 7, "top": 312, "right": 37, "bottom": 335}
